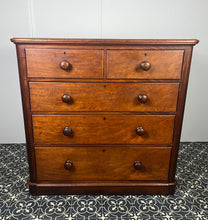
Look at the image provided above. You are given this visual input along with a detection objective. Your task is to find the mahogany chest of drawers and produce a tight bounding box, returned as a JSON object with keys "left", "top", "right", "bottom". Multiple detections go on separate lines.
{"left": 11, "top": 38, "right": 198, "bottom": 195}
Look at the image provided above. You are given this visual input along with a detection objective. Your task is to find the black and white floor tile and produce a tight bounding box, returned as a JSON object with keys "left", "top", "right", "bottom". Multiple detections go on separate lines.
{"left": 0, "top": 143, "right": 208, "bottom": 219}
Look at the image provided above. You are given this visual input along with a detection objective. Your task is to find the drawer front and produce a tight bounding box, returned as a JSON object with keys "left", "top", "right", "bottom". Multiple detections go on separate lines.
{"left": 32, "top": 115, "right": 174, "bottom": 145}
{"left": 35, "top": 147, "right": 171, "bottom": 181}
{"left": 107, "top": 50, "right": 184, "bottom": 79}
{"left": 26, "top": 49, "right": 103, "bottom": 78}
{"left": 30, "top": 82, "right": 179, "bottom": 112}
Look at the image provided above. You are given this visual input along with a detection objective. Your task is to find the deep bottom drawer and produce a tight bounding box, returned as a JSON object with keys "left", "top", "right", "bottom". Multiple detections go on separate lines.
{"left": 35, "top": 147, "right": 171, "bottom": 182}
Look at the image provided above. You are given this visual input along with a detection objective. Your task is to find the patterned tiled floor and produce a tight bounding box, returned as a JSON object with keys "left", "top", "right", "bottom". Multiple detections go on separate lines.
{"left": 0, "top": 143, "right": 208, "bottom": 220}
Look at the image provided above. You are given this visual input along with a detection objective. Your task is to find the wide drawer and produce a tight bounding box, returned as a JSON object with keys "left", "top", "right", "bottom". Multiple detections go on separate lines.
{"left": 35, "top": 147, "right": 171, "bottom": 181}
{"left": 25, "top": 49, "right": 103, "bottom": 78}
{"left": 107, "top": 50, "right": 184, "bottom": 79}
{"left": 29, "top": 82, "right": 179, "bottom": 112}
{"left": 32, "top": 115, "right": 174, "bottom": 145}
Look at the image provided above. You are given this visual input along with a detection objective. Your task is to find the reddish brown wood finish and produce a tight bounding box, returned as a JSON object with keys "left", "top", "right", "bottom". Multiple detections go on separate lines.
{"left": 35, "top": 147, "right": 171, "bottom": 181}
{"left": 26, "top": 49, "right": 103, "bottom": 78}
{"left": 15, "top": 45, "right": 36, "bottom": 182}
{"left": 62, "top": 94, "right": 72, "bottom": 104}
{"left": 138, "top": 94, "right": 148, "bottom": 104}
{"left": 168, "top": 46, "right": 195, "bottom": 182}
{"left": 136, "top": 127, "right": 145, "bottom": 136}
{"left": 32, "top": 115, "right": 175, "bottom": 145}
{"left": 134, "top": 161, "right": 142, "bottom": 170}
{"left": 11, "top": 38, "right": 199, "bottom": 45}
{"left": 64, "top": 160, "right": 73, "bottom": 170}
{"left": 59, "top": 60, "right": 71, "bottom": 70}
{"left": 28, "top": 181, "right": 177, "bottom": 195}
{"left": 107, "top": 50, "right": 184, "bottom": 79}
{"left": 29, "top": 82, "right": 179, "bottom": 112}
{"left": 11, "top": 38, "right": 198, "bottom": 195}
{"left": 140, "top": 61, "right": 151, "bottom": 71}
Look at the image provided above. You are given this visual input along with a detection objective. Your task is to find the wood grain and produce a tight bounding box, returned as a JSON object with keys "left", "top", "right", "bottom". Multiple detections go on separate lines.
{"left": 11, "top": 38, "right": 198, "bottom": 195}
{"left": 32, "top": 115, "right": 175, "bottom": 145}
{"left": 35, "top": 147, "right": 171, "bottom": 181}
{"left": 11, "top": 38, "right": 199, "bottom": 46}
{"left": 26, "top": 49, "right": 103, "bottom": 78}
{"left": 29, "top": 82, "right": 179, "bottom": 112}
{"left": 169, "top": 46, "right": 194, "bottom": 181}
{"left": 15, "top": 45, "right": 36, "bottom": 182}
{"left": 107, "top": 50, "right": 184, "bottom": 79}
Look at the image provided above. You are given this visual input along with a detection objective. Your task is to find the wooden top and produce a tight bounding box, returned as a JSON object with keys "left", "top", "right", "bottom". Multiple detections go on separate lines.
{"left": 11, "top": 38, "right": 199, "bottom": 45}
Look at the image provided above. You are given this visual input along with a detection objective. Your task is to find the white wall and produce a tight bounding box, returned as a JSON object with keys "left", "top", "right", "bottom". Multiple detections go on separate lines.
{"left": 0, "top": 0, "right": 207, "bottom": 143}
{"left": 0, "top": 0, "right": 30, "bottom": 143}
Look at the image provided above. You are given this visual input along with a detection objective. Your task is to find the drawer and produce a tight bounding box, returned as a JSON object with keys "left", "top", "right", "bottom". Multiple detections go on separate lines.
{"left": 35, "top": 147, "right": 171, "bottom": 181}
{"left": 30, "top": 82, "right": 179, "bottom": 112}
{"left": 25, "top": 49, "right": 103, "bottom": 78}
{"left": 32, "top": 115, "right": 174, "bottom": 145}
{"left": 107, "top": 50, "right": 184, "bottom": 79}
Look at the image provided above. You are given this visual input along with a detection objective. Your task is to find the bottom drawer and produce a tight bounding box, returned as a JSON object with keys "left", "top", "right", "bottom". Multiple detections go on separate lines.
{"left": 35, "top": 147, "right": 171, "bottom": 181}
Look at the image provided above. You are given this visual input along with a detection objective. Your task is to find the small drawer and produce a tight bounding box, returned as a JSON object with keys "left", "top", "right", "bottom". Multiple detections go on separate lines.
{"left": 32, "top": 115, "right": 175, "bottom": 145}
{"left": 35, "top": 147, "right": 171, "bottom": 181}
{"left": 25, "top": 49, "right": 103, "bottom": 78}
{"left": 107, "top": 50, "right": 184, "bottom": 79}
{"left": 29, "top": 82, "right": 179, "bottom": 113}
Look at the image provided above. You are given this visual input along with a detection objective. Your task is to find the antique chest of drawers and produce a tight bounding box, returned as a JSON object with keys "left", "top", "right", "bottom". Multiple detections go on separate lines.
{"left": 11, "top": 38, "right": 198, "bottom": 195}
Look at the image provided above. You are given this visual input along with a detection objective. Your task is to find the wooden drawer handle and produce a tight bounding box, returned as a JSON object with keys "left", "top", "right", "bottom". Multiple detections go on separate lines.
{"left": 140, "top": 61, "right": 151, "bottom": 71}
{"left": 60, "top": 60, "right": 71, "bottom": 70}
{"left": 62, "top": 94, "right": 72, "bottom": 103}
{"left": 63, "top": 127, "right": 73, "bottom": 136}
{"left": 138, "top": 94, "right": 148, "bottom": 104}
{"left": 134, "top": 161, "right": 142, "bottom": 170}
{"left": 64, "top": 160, "right": 73, "bottom": 170}
{"left": 136, "top": 126, "right": 145, "bottom": 136}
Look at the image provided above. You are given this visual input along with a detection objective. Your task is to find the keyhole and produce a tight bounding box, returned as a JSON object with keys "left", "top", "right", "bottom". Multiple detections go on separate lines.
{"left": 144, "top": 53, "right": 147, "bottom": 56}
{"left": 64, "top": 52, "right": 66, "bottom": 54}
{"left": 104, "top": 85, "right": 106, "bottom": 88}
{"left": 103, "top": 117, "right": 106, "bottom": 120}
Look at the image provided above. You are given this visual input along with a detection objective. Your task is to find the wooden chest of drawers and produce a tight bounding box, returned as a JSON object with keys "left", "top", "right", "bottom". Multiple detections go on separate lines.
{"left": 11, "top": 38, "right": 198, "bottom": 195}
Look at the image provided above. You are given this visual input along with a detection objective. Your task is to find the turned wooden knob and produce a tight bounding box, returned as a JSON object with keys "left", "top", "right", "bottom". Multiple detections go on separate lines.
{"left": 138, "top": 94, "right": 148, "bottom": 104}
{"left": 134, "top": 161, "right": 142, "bottom": 170}
{"left": 60, "top": 60, "right": 71, "bottom": 70}
{"left": 64, "top": 160, "right": 73, "bottom": 170}
{"left": 140, "top": 61, "right": 151, "bottom": 71}
{"left": 63, "top": 127, "right": 73, "bottom": 136}
{"left": 62, "top": 94, "right": 72, "bottom": 103}
{"left": 136, "top": 127, "right": 145, "bottom": 136}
